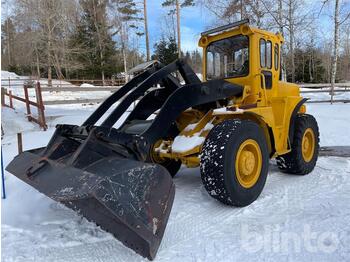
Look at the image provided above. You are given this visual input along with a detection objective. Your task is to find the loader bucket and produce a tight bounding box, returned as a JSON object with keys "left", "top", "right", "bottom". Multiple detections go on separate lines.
{"left": 6, "top": 129, "right": 175, "bottom": 260}
{"left": 6, "top": 59, "right": 243, "bottom": 259}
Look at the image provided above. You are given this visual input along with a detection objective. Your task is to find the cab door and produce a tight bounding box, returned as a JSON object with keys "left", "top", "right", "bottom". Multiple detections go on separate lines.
{"left": 259, "top": 38, "right": 273, "bottom": 90}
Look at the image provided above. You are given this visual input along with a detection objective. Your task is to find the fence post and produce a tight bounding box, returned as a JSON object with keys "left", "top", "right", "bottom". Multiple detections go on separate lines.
{"left": 17, "top": 133, "right": 23, "bottom": 154}
{"left": 35, "top": 81, "right": 47, "bottom": 130}
{"left": 1, "top": 88, "right": 5, "bottom": 106}
{"left": 1, "top": 148, "right": 6, "bottom": 199}
{"left": 23, "top": 84, "right": 32, "bottom": 121}
{"left": 8, "top": 90, "right": 13, "bottom": 108}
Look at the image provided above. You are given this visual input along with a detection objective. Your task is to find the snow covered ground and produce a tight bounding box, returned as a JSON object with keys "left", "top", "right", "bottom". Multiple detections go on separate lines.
{"left": 1, "top": 81, "right": 350, "bottom": 261}
{"left": 301, "top": 87, "right": 350, "bottom": 101}
{"left": 1, "top": 70, "right": 115, "bottom": 103}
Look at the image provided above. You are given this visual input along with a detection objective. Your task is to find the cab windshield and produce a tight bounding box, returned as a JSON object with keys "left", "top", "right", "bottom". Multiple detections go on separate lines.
{"left": 206, "top": 35, "right": 249, "bottom": 80}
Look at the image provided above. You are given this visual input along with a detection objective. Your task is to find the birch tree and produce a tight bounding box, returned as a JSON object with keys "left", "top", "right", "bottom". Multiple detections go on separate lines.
{"left": 330, "top": 0, "right": 339, "bottom": 103}
{"left": 12, "top": 0, "right": 81, "bottom": 82}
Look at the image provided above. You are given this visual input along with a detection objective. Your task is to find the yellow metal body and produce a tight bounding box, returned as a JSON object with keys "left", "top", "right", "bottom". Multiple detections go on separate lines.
{"left": 152, "top": 24, "right": 306, "bottom": 168}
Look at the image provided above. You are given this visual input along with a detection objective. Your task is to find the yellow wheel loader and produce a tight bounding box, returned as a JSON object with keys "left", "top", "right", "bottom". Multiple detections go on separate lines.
{"left": 7, "top": 19, "right": 319, "bottom": 260}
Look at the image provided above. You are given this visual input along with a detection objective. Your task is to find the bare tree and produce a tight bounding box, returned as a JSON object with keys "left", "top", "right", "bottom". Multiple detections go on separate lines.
{"left": 287, "top": 0, "right": 296, "bottom": 82}
{"left": 12, "top": 0, "right": 80, "bottom": 82}
{"left": 143, "top": 0, "right": 150, "bottom": 61}
{"left": 198, "top": 0, "right": 267, "bottom": 25}
{"left": 176, "top": 0, "right": 181, "bottom": 58}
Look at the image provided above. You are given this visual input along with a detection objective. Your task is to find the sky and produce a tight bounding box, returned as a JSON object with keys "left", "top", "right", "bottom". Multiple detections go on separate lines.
{"left": 138, "top": 0, "right": 350, "bottom": 56}
{"left": 1, "top": 0, "right": 349, "bottom": 55}
{"left": 141, "top": 0, "right": 214, "bottom": 54}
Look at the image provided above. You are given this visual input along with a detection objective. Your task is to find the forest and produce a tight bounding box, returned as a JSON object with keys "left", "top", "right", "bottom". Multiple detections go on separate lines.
{"left": 1, "top": 0, "right": 349, "bottom": 84}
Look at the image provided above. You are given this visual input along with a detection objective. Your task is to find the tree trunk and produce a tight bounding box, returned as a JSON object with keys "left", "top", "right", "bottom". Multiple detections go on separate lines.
{"left": 35, "top": 43, "right": 41, "bottom": 79}
{"left": 330, "top": 0, "right": 340, "bottom": 103}
{"left": 176, "top": 0, "right": 181, "bottom": 58}
{"left": 53, "top": 53, "right": 64, "bottom": 79}
{"left": 288, "top": 0, "right": 295, "bottom": 83}
{"left": 144, "top": 0, "right": 150, "bottom": 61}
{"left": 6, "top": 20, "right": 11, "bottom": 66}
{"left": 92, "top": 0, "right": 105, "bottom": 85}
{"left": 119, "top": 21, "right": 128, "bottom": 83}
{"left": 309, "top": 53, "right": 313, "bottom": 82}
{"left": 278, "top": 0, "right": 287, "bottom": 80}
{"left": 123, "top": 45, "right": 128, "bottom": 82}
{"left": 47, "top": 18, "right": 52, "bottom": 87}
{"left": 101, "top": 50, "right": 105, "bottom": 85}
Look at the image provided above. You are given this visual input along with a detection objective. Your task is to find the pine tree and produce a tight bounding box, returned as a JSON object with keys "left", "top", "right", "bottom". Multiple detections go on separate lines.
{"left": 161, "top": 0, "right": 195, "bottom": 12}
{"left": 70, "top": 0, "right": 117, "bottom": 80}
{"left": 152, "top": 37, "right": 178, "bottom": 65}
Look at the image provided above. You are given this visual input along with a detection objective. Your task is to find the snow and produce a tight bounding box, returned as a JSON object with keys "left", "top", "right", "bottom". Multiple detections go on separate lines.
{"left": 213, "top": 107, "right": 228, "bottom": 113}
{"left": 172, "top": 122, "right": 214, "bottom": 153}
{"left": 196, "top": 73, "right": 203, "bottom": 81}
{"left": 171, "top": 133, "right": 205, "bottom": 153}
{"left": 301, "top": 87, "right": 350, "bottom": 101}
{"left": 213, "top": 107, "right": 244, "bottom": 115}
{"left": 1, "top": 107, "right": 39, "bottom": 135}
{"left": 1, "top": 72, "right": 114, "bottom": 106}
{"left": 203, "top": 122, "right": 214, "bottom": 131}
{"left": 183, "top": 122, "right": 198, "bottom": 132}
{"left": 80, "top": 83, "right": 95, "bottom": 87}
{"left": 1, "top": 71, "right": 20, "bottom": 79}
{"left": 1, "top": 78, "right": 350, "bottom": 261}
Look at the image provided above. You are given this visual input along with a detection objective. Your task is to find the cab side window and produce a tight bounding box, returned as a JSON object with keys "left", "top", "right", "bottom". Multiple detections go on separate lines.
{"left": 274, "top": 44, "right": 279, "bottom": 70}
{"left": 260, "top": 38, "right": 273, "bottom": 89}
{"left": 260, "top": 39, "right": 272, "bottom": 69}
{"left": 266, "top": 41, "right": 272, "bottom": 69}
{"left": 260, "top": 39, "right": 266, "bottom": 68}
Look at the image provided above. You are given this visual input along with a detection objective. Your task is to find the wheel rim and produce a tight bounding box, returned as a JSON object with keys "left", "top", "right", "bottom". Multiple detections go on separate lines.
{"left": 235, "top": 139, "right": 262, "bottom": 188}
{"left": 151, "top": 140, "right": 165, "bottom": 163}
{"left": 301, "top": 128, "right": 315, "bottom": 162}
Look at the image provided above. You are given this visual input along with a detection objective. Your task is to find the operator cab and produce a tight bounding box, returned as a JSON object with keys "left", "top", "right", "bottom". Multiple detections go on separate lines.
{"left": 199, "top": 19, "right": 286, "bottom": 101}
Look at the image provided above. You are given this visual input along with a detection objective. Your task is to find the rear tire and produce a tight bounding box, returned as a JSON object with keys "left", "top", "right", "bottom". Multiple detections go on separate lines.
{"left": 276, "top": 114, "right": 319, "bottom": 175}
{"left": 200, "top": 119, "right": 269, "bottom": 207}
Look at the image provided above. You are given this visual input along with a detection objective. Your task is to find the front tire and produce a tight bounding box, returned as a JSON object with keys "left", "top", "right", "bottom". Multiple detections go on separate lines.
{"left": 149, "top": 141, "right": 182, "bottom": 177}
{"left": 276, "top": 114, "right": 319, "bottom": 175}
{"left": 200, "top": 119, "right": 269, "bottom": 207}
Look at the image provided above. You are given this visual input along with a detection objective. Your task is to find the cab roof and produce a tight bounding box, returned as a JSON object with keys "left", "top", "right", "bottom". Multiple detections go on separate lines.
{"left": 198, "top": 19, "right": 284, "bottom": 48}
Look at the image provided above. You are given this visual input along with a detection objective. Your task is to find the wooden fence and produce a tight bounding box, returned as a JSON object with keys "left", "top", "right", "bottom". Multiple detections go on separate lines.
{"left": 1, "top": 78, "right": 350, "bottom": 130}
{"left": 40, "top": 83, "right": 350, "bottom": 105}
{"left": 300, "top": 83, "right": 350, "bottom": 103}
{"left": 2, "top": 77, "right": 126, "bottom": 89}
{"left": 299, "top": 83, "right": 350, "bottom": 88}
{"left": 1, "top": 82, "right": 47, "bottom": 130}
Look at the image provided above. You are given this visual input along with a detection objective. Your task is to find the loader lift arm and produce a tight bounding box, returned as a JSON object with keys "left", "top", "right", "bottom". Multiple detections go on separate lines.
{"left": 61, "top": 59, "right": 242, "bottom": 160}
{"left": 6, "top": 59, "right": 242, "bottom": 260}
